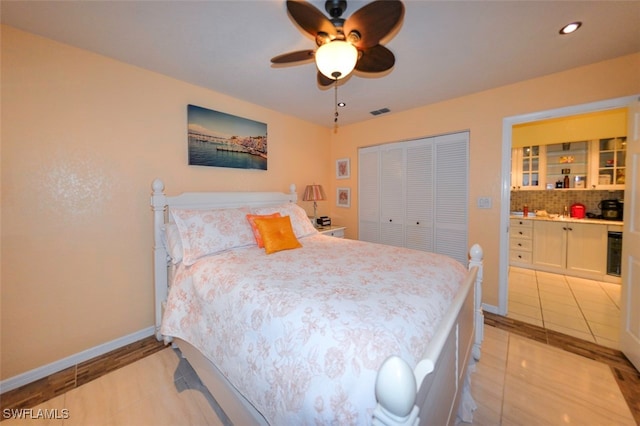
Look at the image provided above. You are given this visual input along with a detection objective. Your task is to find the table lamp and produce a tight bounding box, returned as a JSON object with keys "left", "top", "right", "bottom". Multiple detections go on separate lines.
{"left": 302, "top": 184, "right": 326, "bottom": 227}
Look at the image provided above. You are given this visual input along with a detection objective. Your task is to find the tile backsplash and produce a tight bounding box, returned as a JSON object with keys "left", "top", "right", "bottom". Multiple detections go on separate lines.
{"left": 510, "top": 190, "right": 624, "bottom": 216}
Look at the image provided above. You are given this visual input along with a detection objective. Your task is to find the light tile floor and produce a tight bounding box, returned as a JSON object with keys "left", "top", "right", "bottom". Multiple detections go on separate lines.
{"left": 507, "top": 267, "right": 621, "bottom": 349}
{"left": 2, "top": 326, "right": 635, "bottom": 425}
{"left": 471, "top": 326, "right": 635, "bottom": 425}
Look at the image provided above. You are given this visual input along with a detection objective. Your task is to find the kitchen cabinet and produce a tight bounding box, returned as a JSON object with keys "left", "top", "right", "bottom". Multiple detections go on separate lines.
{"left": 545, "top": 141, "right": 588, "bottom": 189}
{"left": 510, "top": 136, "right": 626, "bottom": 191}
{"left": 509, "top": 219, "right": 533, "bottom": 266}
{"left": 566, "top": 222, "right": 607, "bottom": 276}
{"left": 532, "top": 220, "right": 607, "bottom": 278}
{"left": 358, "top": 132, "right": 469, "bottom": 264}
{"left": 511, "top": 145, "right": 545, "bottom": 190}
{"left": 589, "top": 137, "right": 626, "bottom": 190}
{"left": 532, "top": 221, "right": 565, "bottom": 269}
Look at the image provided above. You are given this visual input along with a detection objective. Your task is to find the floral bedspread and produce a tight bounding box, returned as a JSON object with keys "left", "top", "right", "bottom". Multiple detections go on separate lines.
{"left": 161, "top": 234, "right": 467, "bottom": 425}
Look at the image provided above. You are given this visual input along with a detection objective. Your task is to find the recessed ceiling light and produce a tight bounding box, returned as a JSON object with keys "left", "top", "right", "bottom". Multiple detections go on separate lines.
{"left": 560, "top": 21, "right": 582, "bottom": 35}
{"left": 338, "top": 102, "right": 346, "bottom": 107}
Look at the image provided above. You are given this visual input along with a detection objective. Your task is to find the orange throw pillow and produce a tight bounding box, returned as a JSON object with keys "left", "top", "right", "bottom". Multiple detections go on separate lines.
{"left": 246, "top": 213, "right": 281, "bottom": 248}
{"left": 253, "top": 216, "right": 302, "bottom": 254}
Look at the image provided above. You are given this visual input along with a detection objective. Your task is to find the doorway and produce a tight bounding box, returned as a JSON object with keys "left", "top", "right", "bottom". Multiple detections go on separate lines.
{"left": 498, "top": 95, "right": 637, "bottom": 321}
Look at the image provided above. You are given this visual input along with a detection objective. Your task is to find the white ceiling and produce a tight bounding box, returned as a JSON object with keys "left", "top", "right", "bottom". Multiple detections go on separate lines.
{"left": 2, "top": 0, "right": 639, "bottom": 128}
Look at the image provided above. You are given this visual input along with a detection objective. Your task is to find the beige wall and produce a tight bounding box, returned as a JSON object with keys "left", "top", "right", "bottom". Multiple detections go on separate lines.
{"left": 2, "top": 23, "right": 639, "bottom": 381}
{"left": 0, "top": 26, "right": 331, "bottom": 379}
{"left": 328, "top": 52, "right": 640, "bottom": 309}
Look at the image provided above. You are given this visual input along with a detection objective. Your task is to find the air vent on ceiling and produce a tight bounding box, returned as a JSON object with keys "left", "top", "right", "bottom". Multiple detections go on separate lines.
{"left": 370, "top": 108, "right": 391, "bottom": 116}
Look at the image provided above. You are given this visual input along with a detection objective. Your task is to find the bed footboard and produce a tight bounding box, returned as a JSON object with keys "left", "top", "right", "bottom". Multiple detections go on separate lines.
{"left": 373, "top": 244, "right": 483, "bottom": 426}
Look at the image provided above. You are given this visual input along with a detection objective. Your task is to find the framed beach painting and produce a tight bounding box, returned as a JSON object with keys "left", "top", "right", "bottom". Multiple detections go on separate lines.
{"left": 336, "top": 158, "right": 350, "bottom": 179}
{"left": 187, "top": 104, "right": 268, "bottom": 170}
{"left": 336, "top": 187, "right": 350, "bottom": 208}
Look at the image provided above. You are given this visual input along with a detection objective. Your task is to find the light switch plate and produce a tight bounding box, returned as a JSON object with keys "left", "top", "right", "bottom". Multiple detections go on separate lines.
{"left": 477, "top": 197, "right": 492, "bottom": 209}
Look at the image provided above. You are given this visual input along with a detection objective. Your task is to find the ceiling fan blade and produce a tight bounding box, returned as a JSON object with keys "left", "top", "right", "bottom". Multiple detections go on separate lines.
{"left": 344, "top": 0, "right": 404, "bottom": 49}
{"left": 355, "top": 45, "right": 395, "bottom": 73}
{"left": 317, "top": 71, "right": 335, "bottom": 87}
{"left": 271, "top": 50, "right": 315, "bottom": 64}
{"left": 286, "top": 0, "right": 337, "bottom": 40}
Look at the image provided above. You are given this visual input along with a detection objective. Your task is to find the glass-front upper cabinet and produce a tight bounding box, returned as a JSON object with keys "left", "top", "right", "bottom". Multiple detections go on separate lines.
{"left": 511, "top": 145, "right": 545, "bottom": 190}
{"left": 545, "top": 141, "right": 589, "bottom": 189}
{"left": 589, "top": 137, "right": 626, "bottom": 189}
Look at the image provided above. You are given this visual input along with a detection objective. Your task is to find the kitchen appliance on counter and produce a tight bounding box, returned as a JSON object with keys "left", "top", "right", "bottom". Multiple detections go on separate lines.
{"left": 598, "top": 199, "right": 623, "bottom": 221}
{"left": 570, "top": 203, "right": 586, "bottom": 219}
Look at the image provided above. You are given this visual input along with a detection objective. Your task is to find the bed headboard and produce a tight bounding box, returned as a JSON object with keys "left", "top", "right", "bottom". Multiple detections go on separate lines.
{"left": 150, "top": 178, "right": 298, "bottom": 340}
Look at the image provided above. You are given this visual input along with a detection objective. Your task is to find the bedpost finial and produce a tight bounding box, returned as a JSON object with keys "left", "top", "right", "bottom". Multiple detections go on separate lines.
{"left": 469, "top": 244, "right": 483, "bottom": 262}
{"left": 375, "top": 356, "right": 417, "bottom": 418}
{"left": 152, "top": 179, "right": 165, "bottom": 194}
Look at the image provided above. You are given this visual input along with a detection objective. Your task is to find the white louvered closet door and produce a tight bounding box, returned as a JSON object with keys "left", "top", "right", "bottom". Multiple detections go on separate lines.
{"left": 358, "top": 131, "right": 468, "bottom": 264}
{"left": 405, "top": 139, "right": 434, "bottom": 252}
{"left": 358, "top": 147, "right": 381, "bottom": 243}
{"left": 434, "top": 133, "right": 469, "bottom": 264}
{"left": 379, "top": 144, "right": 405, "bottom": 247}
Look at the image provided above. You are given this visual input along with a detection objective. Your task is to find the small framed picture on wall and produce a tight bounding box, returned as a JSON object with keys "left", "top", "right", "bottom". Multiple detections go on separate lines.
{"left": 336, "top": 187, "right": 350, "bottom": 208}
{"left": 336, "top": 158, "right": 350, "bottom": 179}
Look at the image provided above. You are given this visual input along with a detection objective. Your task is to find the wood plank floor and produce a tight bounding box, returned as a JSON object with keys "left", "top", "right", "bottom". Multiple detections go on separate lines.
{"left": 1, "top": 316, "right": 638, "bottom": 424}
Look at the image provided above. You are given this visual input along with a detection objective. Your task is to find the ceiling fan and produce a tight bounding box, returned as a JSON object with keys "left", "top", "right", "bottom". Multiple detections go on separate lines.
{"left": 271, "top": 0, "right": 404, "bottom": 87}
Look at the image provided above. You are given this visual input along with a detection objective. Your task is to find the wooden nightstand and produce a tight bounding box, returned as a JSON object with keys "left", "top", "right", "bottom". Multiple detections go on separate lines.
{"left": 317, "top": 225, "right": 346, "bottom": 238}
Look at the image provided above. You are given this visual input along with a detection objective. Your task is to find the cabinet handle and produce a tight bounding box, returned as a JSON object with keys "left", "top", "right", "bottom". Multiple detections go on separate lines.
{"left": 519, "top": 231, "right": 523, "bottom": 235}
{"left": 519, "top": 221, "right": 523, "bottom": 225}
{"left": 562, "top": 227, "right": 567, "bottom": 231}
{"left": 518, "top": 243, "right": 522, "bottom": 247}
{"left": 416, "top": 221, "right": 420, "bottom": 225}
{"left": 389, "top": 219, "right": 393, "bottom": 222}
{"left": 518, "top": 255, "right": 522, "bottom": 259}
{"left": 567, "top": 227, "right": 573, "bottom": 231}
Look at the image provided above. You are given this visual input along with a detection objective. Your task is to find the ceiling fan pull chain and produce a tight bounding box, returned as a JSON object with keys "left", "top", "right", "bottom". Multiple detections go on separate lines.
{"left": 333, "top": 79, "right": 339, "bottom": 133}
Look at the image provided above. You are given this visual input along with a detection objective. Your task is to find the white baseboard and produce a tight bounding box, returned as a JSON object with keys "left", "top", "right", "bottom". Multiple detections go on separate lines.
{"left": 0, "top": 326, "right": 155, "bottom": 394}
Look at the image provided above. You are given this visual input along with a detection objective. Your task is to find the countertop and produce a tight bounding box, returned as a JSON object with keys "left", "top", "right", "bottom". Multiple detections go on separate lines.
{"left": 510, "top": 214, "right": 623, "bottom": 226}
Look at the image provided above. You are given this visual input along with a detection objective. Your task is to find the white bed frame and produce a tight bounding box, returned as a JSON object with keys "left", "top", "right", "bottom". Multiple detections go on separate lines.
{"left": 151, "top": 178, "right": 484, "bottom": 426}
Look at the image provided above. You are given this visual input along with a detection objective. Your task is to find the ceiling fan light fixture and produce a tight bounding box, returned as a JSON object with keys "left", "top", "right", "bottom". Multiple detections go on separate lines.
{"left": 315, "top": 40, "right": 358, "bottom": 80}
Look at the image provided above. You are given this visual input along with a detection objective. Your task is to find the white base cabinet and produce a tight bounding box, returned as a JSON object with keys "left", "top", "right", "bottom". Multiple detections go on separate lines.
{"left": 566, "top": 222, "right": 608, "bottom": 276}
{"left": 509, "top": 219, "right": 533, "bottom": 266}
{"left": 532, "top": 220, "right": 607, "bottom": 278}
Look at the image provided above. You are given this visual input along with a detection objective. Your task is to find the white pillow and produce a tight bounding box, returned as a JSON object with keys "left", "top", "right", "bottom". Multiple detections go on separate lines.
{"left": 163, "top": 223, "right": 183, "bottom": 264}
{"left": 253, "top": 203, "right": 318, "bottom": 239}
{"left": 170, "top": 207, "right": 255, "bottom": 266}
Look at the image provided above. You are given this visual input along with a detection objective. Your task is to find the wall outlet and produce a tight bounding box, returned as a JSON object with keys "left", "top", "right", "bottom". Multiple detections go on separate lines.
{"left": 477, "top": 197, "right": 492, "bottom": 209}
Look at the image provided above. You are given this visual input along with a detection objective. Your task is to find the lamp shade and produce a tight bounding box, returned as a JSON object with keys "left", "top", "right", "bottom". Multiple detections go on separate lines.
{"left": 315, "top": 41, "right": 358, "bottom": 80}
{"left": 302, "top": 184, "right": 326, "bottom": 201}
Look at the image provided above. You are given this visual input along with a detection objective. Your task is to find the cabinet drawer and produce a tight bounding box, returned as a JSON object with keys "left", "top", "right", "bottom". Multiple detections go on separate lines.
{"left": 510, "top": 238, "right": 532, "bottom": 251}
{"left": 510, "top": 250, "right": 532, "bottom": 264}
{"left": 321, "top": 228, "right": 345, "bottom": 238}
{"left": 510, "top": 218, "right": 533, "bottom": 228}
{"left": 511, "top": 227, "right": 533, "bottom": 239}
